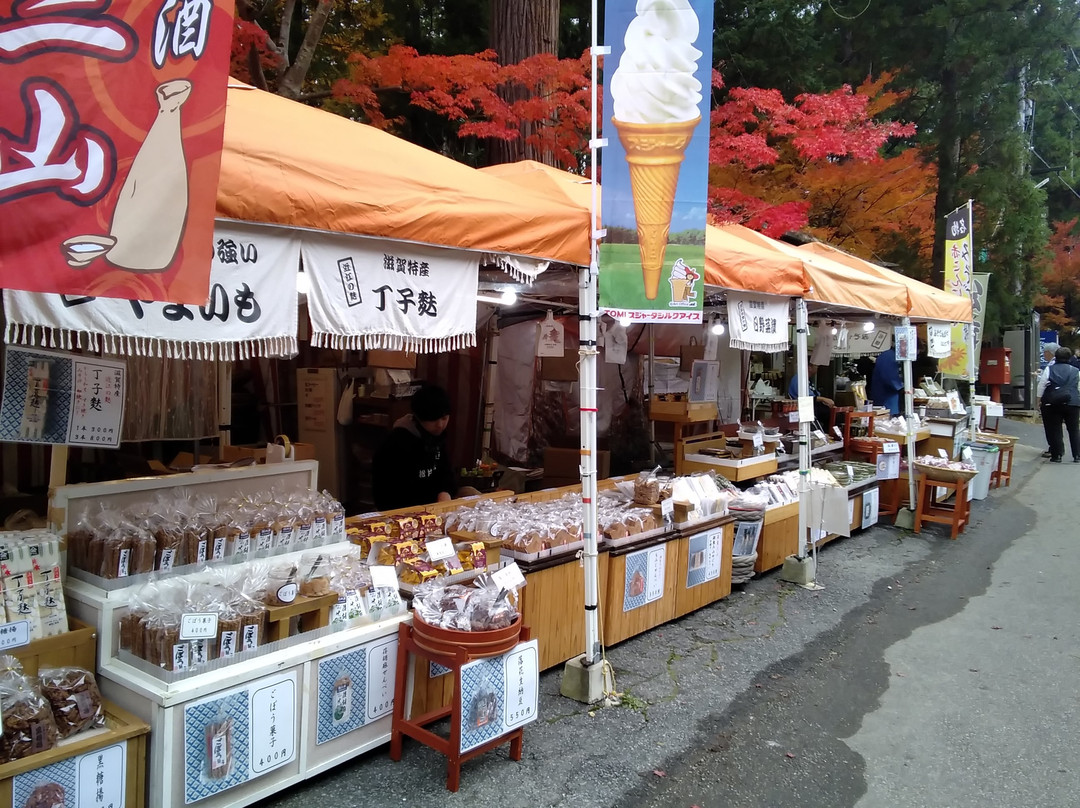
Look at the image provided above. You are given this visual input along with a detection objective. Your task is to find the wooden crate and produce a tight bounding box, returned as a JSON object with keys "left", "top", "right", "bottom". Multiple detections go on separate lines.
{"left": 603, "top": 538, "right": 678, "bottom": 646}
{"left": 755, "top": 502, "right": 799, "bottom": 574}
{"left": 9, "top": 616, "right": 97, "bottom": 676}
{"left": 673, "top": 521, "right": 734, "bottom": 618}
{"left": 649, "top": 398, "right": 719, "bottom": 422}
{"left": 0, "top": 701, "right": 149, "bottom": 808}
{"left": 679, "top": 433, "right": 777, "bottom": 481}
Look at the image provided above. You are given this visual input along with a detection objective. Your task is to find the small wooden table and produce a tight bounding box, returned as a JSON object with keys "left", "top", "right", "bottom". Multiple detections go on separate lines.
{"left": 913, "top": 475, "right": 971, "bottom": 539}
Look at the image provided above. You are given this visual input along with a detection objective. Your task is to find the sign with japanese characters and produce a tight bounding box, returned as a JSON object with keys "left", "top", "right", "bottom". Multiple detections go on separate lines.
{"left": 13, "top": 741, "right": 127, "bottom": 808}
{"left": 927, "top": 324, "right": 952, "bottom": 359}
{"left": 940, "top": 202, "right": 975, "bottom": 380}
{"left": 302, "top": 233, "right": 480, "bottom": 353}
{"left": 0, "top": 0, "right": 235, "bottom": 303}
{"left": 459, "top": 639, "right": 539, "bottom": 754}
{"left": 622, "top": 544, "right": 667, "bottom": 612}
{"left": 183, "top": 670, "right": 297, "bottom": 804}
{"left": 0, "top": 347, "right": 125, "bottom": 447}
{"left": 4, "top": 222, "right": 299, "bottom": 360}
{"left": 725, "top": 292, "right": 790, "bottom": 352}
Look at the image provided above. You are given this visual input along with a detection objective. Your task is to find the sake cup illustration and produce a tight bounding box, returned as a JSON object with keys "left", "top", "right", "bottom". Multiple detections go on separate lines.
{"left": 63, "top": 80, "right": 192, "bottom": 273}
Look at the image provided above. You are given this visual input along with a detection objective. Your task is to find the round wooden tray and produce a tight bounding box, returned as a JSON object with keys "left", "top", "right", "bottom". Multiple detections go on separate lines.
{"left": 413, "top": 613, "right": 522, "bottom": 659}
{"left": 913, "top": 461, "right": 979, "bottom": 482}
{"left": 975, "top": 432, "right": 1016, "bottom": 448}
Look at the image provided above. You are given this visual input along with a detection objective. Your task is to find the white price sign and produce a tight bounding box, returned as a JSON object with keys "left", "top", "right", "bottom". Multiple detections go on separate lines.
{"left": 369, "top": 565, "right": 398, "bottom": 590}
{"left": 180, "top": 613, "right": 219, "bottom": 640}
{"left": 425, "top": 537, "right": 455, "bottom": 561}
{"left": 491, "top": 562, "right": 526, "bottom": 590}
{"left": 661, "top": 498, "right": 675, "bottom": 521}
{"left": 833, "top": 426, "right": 843, "bottom": 438}
{"left": 882, "top": 441, "right": 900, "bottom": 454}
{"left": 938, "top": 448, "right": 949, "bottom": 458}
{"left": 0, "top": 621, "right": 29, "bottom": 651}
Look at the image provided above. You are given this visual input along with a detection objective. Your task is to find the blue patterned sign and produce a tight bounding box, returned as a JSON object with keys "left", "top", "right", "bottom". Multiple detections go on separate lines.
{"left": 459, "top": 640, "right": 539, "bottom": 754}
{"left": 316, "top": 647, "right": 368, "bottom": 745}
{"left": 184, "top": 688, "right": 251, "bottom": 804}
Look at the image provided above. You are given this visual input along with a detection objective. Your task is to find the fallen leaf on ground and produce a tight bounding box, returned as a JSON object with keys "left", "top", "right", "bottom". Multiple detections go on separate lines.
{"left": 991, "top": 626, "right": 1003, "bottom": 630}
{"left": 785, "top": 753, "right": 796, "bottom": 759}
{"left": 652, "top": 769, "right": 666, "bottom": 777}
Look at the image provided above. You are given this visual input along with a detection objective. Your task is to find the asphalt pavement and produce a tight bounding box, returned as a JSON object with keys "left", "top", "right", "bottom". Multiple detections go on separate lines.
{"left": 257, "top": 417, "right": 1075, "bottom": 808}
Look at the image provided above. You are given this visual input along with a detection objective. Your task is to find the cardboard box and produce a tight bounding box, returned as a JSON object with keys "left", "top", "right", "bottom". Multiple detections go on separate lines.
{"left": 541, "top": 352, "right": 579, "bottom": 382}
{"left": 367, "top": 349, "right": 417, "bottom": 369}
{"left": 649, "top": 397, "right": 718, "bottom": 421}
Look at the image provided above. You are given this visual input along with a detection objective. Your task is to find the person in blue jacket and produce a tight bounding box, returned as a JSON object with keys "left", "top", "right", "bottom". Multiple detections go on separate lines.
{"left": 870, "top": 347, "right": 904, "bottom": 415}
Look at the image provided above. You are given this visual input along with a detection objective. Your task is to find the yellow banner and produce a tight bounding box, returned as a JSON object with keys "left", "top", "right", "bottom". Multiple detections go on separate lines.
{"left": 941, "top": 204, "right": 974, "bottom": 379}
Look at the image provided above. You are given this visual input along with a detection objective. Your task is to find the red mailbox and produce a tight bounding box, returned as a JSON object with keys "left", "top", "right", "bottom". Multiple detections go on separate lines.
{"left": 980, "top": 348, "right": 1011, "bottom": 386}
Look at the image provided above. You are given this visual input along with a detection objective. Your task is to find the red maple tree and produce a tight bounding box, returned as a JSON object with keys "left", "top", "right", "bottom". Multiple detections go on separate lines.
{"left": 1035, "top": 219, "right": 1080, "bottom": 332}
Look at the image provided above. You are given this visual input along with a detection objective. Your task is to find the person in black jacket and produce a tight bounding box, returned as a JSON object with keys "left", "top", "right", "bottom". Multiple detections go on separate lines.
{"left": 1039, "top": 346, "right": 1080, "bottom": 463}
{"left": 372, "top": 384, "right": 458, "bottom": 509}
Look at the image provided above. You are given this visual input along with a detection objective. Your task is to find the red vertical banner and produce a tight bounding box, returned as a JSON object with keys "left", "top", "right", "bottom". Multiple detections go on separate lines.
{"left": 0, "top": 0, "right": 235, "bottom": 302}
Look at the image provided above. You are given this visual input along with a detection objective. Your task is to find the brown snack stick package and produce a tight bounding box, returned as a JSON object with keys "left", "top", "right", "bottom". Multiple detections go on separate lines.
{"left": 37, "top": 667, "right": 105, "bottom": 739}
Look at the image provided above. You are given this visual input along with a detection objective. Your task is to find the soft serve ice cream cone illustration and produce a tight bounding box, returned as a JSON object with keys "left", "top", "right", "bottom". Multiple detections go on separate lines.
{"left": 609, "top": 0, "right": 703, "bottom": 300}
{"left": 668, "top": 258, "right": 699, "bottom": 303}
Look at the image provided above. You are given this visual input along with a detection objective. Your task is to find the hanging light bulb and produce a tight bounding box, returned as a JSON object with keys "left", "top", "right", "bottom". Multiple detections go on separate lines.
{"left": 831, "top": 326, "right": 838, "bottom": 336}
{"left": 862, "top": 321, "right": 875, "bottom": 332}
{"left": 618, "top": 316, "right": 632, "bottom": 328}
{"left": 711, "top": 320, "right": 726, "bottom": 335}
{"left": 500, "top": 289, "right": 517, "bottom": 305}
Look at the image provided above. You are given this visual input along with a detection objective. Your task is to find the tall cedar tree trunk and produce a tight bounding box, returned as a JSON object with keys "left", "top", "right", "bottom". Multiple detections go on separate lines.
{"left": 488, "top": 0, "right": 559, "bottom": 165}
{"left": 931, "top": 64, "right": 962, "bottom": 291}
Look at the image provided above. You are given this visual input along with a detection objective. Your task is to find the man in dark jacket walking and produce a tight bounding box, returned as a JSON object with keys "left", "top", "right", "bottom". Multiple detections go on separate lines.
{"left": 372, "top": 384, "right": 458, "bottom": 509}
{"left": 1039, "top": 347, "right": 1080, "bottom": 463}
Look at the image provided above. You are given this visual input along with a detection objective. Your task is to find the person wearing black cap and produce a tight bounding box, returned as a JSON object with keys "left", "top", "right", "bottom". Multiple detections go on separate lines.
{"left": 372, "top": 384, "right": 459, "bottom": 510}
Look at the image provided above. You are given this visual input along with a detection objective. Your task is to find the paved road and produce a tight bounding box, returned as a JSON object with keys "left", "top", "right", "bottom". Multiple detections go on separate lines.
{"left": 259, "top": 419, "right": 1075, "bottom": 808}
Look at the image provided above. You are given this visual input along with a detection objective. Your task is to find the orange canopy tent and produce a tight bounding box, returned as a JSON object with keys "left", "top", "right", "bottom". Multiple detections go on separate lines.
{"left": 799, "top": 241, "right": 972, "bottom": 323}
{"left": 216, "top": 85, "right": 591, "bottom": 266}
{"left": 706, "top": 225, "right": 910, "bottom": 316}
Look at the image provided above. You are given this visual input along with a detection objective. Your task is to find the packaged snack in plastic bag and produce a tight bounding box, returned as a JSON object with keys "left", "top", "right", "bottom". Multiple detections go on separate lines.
{"left": 38, "top": 667, "right": 105, "bottom": 738}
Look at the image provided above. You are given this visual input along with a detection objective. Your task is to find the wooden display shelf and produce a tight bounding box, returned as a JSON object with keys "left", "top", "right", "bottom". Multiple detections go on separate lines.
{"left": 679, "top": 432, "right": 778, "bottom": 480}
{"left": 649, "top": 398, "right": 719, "bottom": 422}
{"left": 0, "top": 701, "right": 149, "bottom": 808}
{"left": 755, "top": 502, "right": 799, "bottom": 573}
{"left": 8, "top": 616, "right": 97, "bottom": 676}
{"left": 874, "top": 427, "right": 931, "bottom": 445}
{"left": 603, "top": 535, "right": 679, "bottom": 646}
{"left": 673, "top": 519, "right": 734, "bottom": 619}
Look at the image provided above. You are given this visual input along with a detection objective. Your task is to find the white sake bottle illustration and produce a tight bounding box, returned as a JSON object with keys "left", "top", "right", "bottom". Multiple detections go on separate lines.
{"left": 63, "top": 79, "right": 192, "bottom": 273}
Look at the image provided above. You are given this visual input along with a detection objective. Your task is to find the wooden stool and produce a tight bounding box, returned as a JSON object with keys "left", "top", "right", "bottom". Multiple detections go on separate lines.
{"left": 992, "top": 444, "right": 1014, "bottom": 488}
{"left": 913, "top": 475, "right": 970, "bottom": 539}
{"left": 879, "top": 471, "right": 912, "bottom": 519}
{"left": 391, "top": 622, "right": 532, "bottom": 792}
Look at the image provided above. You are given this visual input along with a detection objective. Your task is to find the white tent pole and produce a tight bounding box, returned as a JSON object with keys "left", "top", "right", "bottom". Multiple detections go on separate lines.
{"left": 902, "top": 317, "right": 918, "bottom": 509}
{"left": 578, "top": 0, "right": 602, "bottom": 669}
{"left": 648, "top": 324, "right": 656, "bottom": 465}
{"left": 794, "top": 298, "right": 811, "bottom": 557}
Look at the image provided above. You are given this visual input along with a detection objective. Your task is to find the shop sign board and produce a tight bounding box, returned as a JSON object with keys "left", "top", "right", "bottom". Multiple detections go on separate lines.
{"left": 459, "top": 640, "right": 539, "bottom": 754}
{"left": 623, "top": 544, "right": 667, "bottom": 612}
{"left": 0, "top": 347, "right": 124, "bottom": 447}
{"left": 183, "top": 670, "right": 297, "bottom": 804}
{"left": 13, "top": 741, "right": 127, "bottom": 808}
{"left": 315, "top": 635, "right": 400, "bottom": 745}
{"left": 686, "top": 528, "right": 723, "bottom": 588}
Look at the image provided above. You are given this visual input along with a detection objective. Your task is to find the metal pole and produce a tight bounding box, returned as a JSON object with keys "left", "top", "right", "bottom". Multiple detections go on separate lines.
{"left": 217, "top": 360, "right": 232, "bottom": 449}
{"left": 578, "top": 0, "right": 602, "bottom": 667}
{"left": 794, "top": 299, "right": 811, "bottom": 557}
{"left": 902, "top": 317, "right": 918, "bottom": 509}
{"left": 648, "top": 324, "right": 656, "bottom": 465}
{"left": 480, "top": 324, "right": 500, "bottom": 460}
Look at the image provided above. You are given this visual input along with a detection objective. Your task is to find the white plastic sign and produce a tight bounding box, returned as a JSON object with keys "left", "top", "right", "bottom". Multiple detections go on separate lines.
{"left": 661, "top": 498, "right": 675, "bottom": 521}
{"left": 882, "top": 442, "right": 900, "bottom": 454}
{"left": 369, "top": 565, "right": 398, "bottom": 590}
{"left": 938, "top": 448, "right": 949, "bottom": 458}
{"left": 797, "top": 395, "right": 815, "bottom": 423}
{"left": 536, "top": 311, "right": 565, "bottom": 357}
{"left": 833, "top": 426, "right": 843, "bottom": 438}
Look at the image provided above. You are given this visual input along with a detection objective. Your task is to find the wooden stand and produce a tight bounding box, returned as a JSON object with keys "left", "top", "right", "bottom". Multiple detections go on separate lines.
{"left": 390, "top": 622, "right": 532, "bottom": 793}
{"left": 755, "top": 502, "right": 799, "bottom": 573}
{"left": 992, "top": 444, "right": 1014, "bottom": 488}
{"left": 913, "top": 475, "right": 970, "bottom": 539}
{"left": 264, "top": 592, "right": 339, "bottom": 643}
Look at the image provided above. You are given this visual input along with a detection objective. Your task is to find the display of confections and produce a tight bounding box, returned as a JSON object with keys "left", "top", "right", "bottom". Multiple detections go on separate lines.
{"left": 66, "top": 487, "right": 346, "bottom": 580}
{"left": 875, "top": 414, "right": 922, "bottom": 434}
{"left": 411, "top": 575, "right": 521, "bottom": 632}
{"left": 118, "top": 547, "right": 400, "bottom": 675}
{"left": 915, "top": 455, "right": 977, "bottom": 472}
{"left": 0, "top": 530, "right": 69, "bottom": 640}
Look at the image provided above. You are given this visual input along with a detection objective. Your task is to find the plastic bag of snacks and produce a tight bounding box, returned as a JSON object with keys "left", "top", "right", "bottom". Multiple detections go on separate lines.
{"left": 0, "top": 678, "right": 59, "bottom": 761}
{"left": 37, "top": 667, "right": 105, "bottom": 739}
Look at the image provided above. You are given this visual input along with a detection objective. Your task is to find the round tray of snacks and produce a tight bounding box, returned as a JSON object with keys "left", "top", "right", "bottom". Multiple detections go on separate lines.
{"left": 974, "top": 432, "right": 1017, "bottom": 448}
{"left": 411, "top": 578, "right": 523, "bottom": 659}
{"left": 913, "top": 456, "right": 979, "bottom": 482}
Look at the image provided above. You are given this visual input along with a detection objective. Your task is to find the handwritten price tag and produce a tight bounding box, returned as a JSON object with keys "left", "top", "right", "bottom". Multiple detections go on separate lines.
{"left": 833, "top": 426, "right": 843, "bottom": 438}
{"left": 491, "top": 562, "right": 526, "bottom": 590}
{"left": 883, "top": 442, "right": 900, "bottom": 454}
{"left": 426, "top": 537, "right": 455, "bottom": 561}
{"left": 661, "top": 499, "right": 675, "bottom": 520}
{"left": 180, "top": 613, "right": 219, "bottom": 640}
{"left": 938, "top": 449, "right": 949, "bottom": 459}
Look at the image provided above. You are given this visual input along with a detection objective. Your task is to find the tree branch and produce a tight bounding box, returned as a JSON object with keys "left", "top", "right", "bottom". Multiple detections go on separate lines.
{"left": 277, "top": 0, "right": 333, "bottom": 100}
{"left": 277, "top": 0, "right": 297, "bottom": 69}
{"left": 246, "top": 43, "right": 269, "bottom": 91}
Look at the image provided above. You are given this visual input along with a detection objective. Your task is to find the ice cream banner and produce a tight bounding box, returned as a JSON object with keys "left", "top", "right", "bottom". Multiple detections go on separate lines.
{"left": 0, "top": 0, "right": 236, "bottom": 303}
{"left": 599, "top": 0, "right": 713, "bottom": 324}
{"left": 940, "top": 202, "right": 975, "bottom": 379}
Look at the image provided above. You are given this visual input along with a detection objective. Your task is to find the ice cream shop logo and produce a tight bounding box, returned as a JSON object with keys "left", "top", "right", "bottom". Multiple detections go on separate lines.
{"left": 667, "top": 259, "right": 699, "bottom": 308}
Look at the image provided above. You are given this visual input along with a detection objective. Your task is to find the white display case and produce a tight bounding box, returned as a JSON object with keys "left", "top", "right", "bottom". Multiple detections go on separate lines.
{"left": 55, "top": 462, "right": 411, "bottom": 808}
